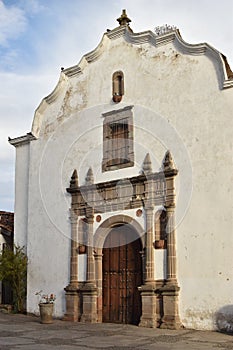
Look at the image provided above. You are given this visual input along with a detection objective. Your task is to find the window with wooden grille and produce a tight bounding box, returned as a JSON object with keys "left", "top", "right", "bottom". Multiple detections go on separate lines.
{"left": 102, "top": 106, "right": 134, "bottom": 171}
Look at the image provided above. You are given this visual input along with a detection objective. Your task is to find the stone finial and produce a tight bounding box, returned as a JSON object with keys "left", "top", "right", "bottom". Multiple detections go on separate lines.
{"left": 117, "top": 9, "right": 131, "bottom": 26}
{"left": 142, "top": 153, "right": 152, "bottom": 175}
{"left": 162, "top": 150, "right": 176, "bottom": 171}
{"left": 85, "top": 167, "right": 94, "bottom": 185}
{"left": 70, "top": 169, "right": 78, "bottom": 188}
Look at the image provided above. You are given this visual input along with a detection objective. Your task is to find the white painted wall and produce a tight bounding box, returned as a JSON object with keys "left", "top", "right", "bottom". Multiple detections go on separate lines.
{"left": 13, "top": 28, "right": 233, "bottom": 328}
{"left": 14, "top": 143, "right": 30, "bottom": 249}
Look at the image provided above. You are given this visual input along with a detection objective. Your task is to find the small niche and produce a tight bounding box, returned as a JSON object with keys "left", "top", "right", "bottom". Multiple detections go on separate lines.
{"left": 112, "top": 71, "right": 124, "bottom": 102}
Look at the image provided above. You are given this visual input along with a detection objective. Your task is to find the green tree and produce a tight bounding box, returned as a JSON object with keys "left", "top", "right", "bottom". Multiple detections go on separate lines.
{"left": 0, "top": 245, "right": 27, "bottom": 312}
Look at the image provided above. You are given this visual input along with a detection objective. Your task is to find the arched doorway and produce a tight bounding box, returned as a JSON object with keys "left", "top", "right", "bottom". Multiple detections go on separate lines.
{"left": 102, "top": 224, "right": 142, "bottom": 325}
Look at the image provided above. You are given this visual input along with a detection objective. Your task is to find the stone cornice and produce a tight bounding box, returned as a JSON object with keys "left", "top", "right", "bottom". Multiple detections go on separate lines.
{"left": 8, "top": 133, "right": 37, "bottom": 147}
{"left": 67, "top": 168, "right": 177, "bottom": 216}
{"left": 102, "top": 105, "right": 133, "bottom": 118}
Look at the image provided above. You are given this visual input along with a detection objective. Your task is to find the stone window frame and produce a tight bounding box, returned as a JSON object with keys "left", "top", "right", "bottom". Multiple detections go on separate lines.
{"left": 102, "top": 106, "right": 134, "bottom": 172}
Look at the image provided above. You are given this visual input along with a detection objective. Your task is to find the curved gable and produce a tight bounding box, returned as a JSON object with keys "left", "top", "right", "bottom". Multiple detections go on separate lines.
{"left": 31, "top": 21, "right": 233, "bottom": 138}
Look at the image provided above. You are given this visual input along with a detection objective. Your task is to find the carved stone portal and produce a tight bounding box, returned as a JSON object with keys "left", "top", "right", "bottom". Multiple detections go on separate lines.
{"left": 64, "top": 150, "right": 181, "bottom": 329}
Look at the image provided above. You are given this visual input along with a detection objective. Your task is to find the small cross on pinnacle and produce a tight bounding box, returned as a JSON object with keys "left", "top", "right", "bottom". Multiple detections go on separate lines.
{"left": 117, "top": 9, "right": 131, "bottom": 26}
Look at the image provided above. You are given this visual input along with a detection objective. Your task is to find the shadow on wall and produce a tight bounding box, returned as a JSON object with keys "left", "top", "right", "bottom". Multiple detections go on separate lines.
{"left": 215, "top": 305, "right": 233, "bottom": 334}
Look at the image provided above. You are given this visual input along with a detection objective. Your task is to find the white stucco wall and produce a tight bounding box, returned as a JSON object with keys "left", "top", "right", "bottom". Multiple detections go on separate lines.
{"left": 13, "top": 28, "right": 233, "bottom": 328}
{"left": 14, "top": 142, "right": 30, "bottom": 249}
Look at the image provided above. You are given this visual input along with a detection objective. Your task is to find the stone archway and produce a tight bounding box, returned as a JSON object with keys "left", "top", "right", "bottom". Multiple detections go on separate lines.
{"left": 93, "top": 215, "right": 145, "bottom": 324}
{"left": 102, "top": 224, "right": 143, "bottom": 325}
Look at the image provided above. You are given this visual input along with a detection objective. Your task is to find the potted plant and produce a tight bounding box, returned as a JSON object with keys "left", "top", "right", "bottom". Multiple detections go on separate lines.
{"left": 36, "top": 291, "right": 56, "bottom": 324}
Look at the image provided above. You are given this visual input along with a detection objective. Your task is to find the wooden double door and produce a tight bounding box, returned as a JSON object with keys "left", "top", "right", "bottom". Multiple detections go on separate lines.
{"left": 102, "top": 225, "right": 142, "bottom": 325}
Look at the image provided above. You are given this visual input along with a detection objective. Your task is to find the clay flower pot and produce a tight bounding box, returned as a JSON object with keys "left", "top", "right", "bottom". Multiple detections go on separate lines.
{"left": 153, "top": 240, "right": 165, "bottom": 249}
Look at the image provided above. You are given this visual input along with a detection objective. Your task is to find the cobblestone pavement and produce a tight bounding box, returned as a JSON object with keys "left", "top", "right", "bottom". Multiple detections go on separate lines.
{"left": 0, "top": 312, "right": 232, "bottom": 350}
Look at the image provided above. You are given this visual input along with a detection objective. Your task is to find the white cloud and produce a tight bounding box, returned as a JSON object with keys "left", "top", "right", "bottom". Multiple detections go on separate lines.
{"left": 0, "top": 70, "right": 58, "bottom": 211}
{"left": 0, "top": 71, "right": 58, "bottom": 139}
{"left": 0, "top": 1, "right": 27, "bottom": 46}
{"left": 17, "top": 0, "right": 46, "bottom": 14}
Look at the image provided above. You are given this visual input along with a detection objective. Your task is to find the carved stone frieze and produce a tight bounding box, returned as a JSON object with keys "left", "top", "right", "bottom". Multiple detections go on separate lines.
{"left": 67, "top": 168, "right": 178, "bottom": 216}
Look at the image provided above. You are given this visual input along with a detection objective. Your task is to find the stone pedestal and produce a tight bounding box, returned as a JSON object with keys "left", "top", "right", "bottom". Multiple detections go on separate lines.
{"left": 63, "top": 284, "right": 80, "bottom": 322}
{"left": 80, "top": 283, "right": 98, "bottom": 323}
{"left": 155, "top": 280, "right": 165, "bottom": 327}
{"left": 160, "top": 283, "right": 182, "bottom": 329}
{"left": 138, "top": 284, "right": 157, "bottom": 328}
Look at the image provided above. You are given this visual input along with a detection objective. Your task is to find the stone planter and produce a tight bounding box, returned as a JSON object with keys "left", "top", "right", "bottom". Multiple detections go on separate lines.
{"left": 39, "top": 303, "right": 54, "bottom": 324}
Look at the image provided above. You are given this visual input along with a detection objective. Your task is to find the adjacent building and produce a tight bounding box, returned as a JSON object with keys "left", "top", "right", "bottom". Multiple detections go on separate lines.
{"left": 0, "top": 211, "right": 14, "bottom": 304}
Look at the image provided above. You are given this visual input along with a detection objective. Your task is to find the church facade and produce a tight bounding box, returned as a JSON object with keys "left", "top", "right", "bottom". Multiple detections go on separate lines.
{"left": 10, "top": 11, "right": 233, "bottom": 331}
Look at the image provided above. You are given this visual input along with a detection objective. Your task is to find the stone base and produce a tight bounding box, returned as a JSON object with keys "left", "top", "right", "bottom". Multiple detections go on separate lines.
{"left": 80, "top": 283, "right": 98, "bottom": 323}
{"left": 63, "top": 284, "right": 80, "bottom": 322}
{"left": 160, "top": 315, "right": 182, "bottom": 330}
{"left": 138, "top": 284, "right": 157, "bottom": 328}
{"left": 160, "top": 283, "right": 182, "bottom": 329}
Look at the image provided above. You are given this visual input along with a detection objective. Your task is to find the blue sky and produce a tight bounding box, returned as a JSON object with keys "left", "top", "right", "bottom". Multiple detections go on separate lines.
{"left": 0, "top": 0, "right": 233, "bottom": 212}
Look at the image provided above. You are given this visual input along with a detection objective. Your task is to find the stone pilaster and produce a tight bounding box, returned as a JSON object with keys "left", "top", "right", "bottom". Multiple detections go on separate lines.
{"left": 166, "top": 206, "right": 177, "bottom": 282}
{"left": 144, "top": 207, "right": 155, "bottom": 284}
{"left": 94, "top": 249, "right": 103, "bottom": 322}
{"left": 160, "top": 205, "right": 182, "bottom": 329}
{"left": 86, "top": 216, "right": 95, "bottom": 283}
{"left": 139, "top": 207, "right": 157, "bottom": 328}
{"left": 64, "top": 210, "right": 79, "bottom": 321}
{"left": 80, "top": 210, "right": 98, "bottom": 323}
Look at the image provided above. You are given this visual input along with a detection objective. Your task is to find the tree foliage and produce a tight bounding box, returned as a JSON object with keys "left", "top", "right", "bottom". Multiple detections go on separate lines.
{"left": 0, "top": 245, "right": 27, "bottom": 312}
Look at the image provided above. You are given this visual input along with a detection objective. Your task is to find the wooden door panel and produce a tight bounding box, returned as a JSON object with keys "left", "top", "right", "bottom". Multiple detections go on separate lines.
{"left": 103, "top": 225, "right": 142, "bottom": 325}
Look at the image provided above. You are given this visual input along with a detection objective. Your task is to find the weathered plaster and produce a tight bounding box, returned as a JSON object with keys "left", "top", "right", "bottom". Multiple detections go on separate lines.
{"left": 10, "top": 22, "right": 233, "bottom": 328}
